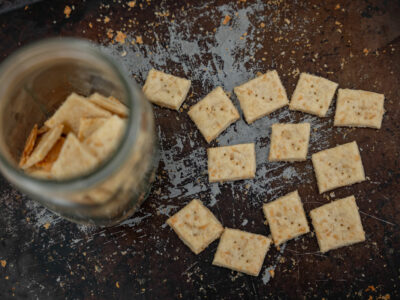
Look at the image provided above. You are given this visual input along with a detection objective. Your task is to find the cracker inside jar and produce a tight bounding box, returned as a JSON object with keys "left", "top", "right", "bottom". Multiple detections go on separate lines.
{"left": 19, "top": 92, "right": 128, "bottom": 181}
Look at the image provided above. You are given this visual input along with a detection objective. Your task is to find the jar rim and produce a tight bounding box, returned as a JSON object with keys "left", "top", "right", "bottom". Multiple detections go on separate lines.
{"left": 0, "top": 37, "right": 141, "bottom": 207}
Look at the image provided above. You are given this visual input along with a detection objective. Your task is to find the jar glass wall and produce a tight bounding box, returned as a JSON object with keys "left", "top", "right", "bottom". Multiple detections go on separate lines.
{"left": 0, "top": 38, "right": 158, "bottom": 226}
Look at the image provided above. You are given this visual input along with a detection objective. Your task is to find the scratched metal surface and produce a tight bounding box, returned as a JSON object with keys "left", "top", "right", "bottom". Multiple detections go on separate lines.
{"left": 0, "top": 0, "right": 399, "bottom": 299}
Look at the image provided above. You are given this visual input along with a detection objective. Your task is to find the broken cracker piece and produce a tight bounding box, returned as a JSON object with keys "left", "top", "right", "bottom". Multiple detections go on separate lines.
{"left": 208, "top": 143, "right": 256, "bottom": 183}
{"left": 268, "top": 123, "right": 310, "bottom": 161}
{"left": 289, "top": 73, "right": 338, "bottom": 117}
{"left": 212, "top": 228, "right": 271, "bottom": 276}
{"left": 19, "top": 124, "right": 38, "bottom": 167}
{"left": 45, "top": 93, "right": 112, "bottom": 134}
{"left": 35, "top": 137, "right": 65, "bottom": 172}
{"left": 88, "top": 93, "right": 128, "bottom": 117}
{"left": 84, "top": 115, "right": 126, "bottom": 161}
{"left": 51, "top": 133, "right": 98, "bottom": 179}
{"left": 311, "top": 141, "right": 365, "bottom": 193}
{"left": 188, "top": 87, "right": 240, "bottom": 143}
{"left": 310, "top": 195, "right": 365, "bottom": 253}
{"left": 263, "top": 190, "right": 310, "bottom": 245}
{"left": 78, "top": 117, "right": 109, "bottom": 141}
{"left": 23, "top": 124, "right": 64, "bottom": 169}
{"left": 334, "top": 88, "right": 385, "bottom": 129}
{"left": 167, "top": 199, "right": 223, "bottom": 254}
{"left": 234, "top": 70, "right": 289, "bottom": 124}
{"left": 142, "top": 69, "right": 191, "bottom": 110}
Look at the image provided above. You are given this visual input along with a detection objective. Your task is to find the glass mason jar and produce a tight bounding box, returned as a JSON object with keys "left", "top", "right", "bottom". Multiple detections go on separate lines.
{"left": 0, "top": 38, "right": 158, "bottom": 226}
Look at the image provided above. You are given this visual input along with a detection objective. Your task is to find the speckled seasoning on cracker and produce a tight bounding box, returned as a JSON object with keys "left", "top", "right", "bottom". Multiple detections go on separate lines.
{"left": 207, "top": 143, "right": 256, "bottom": 183}
{"left": 311, "top": 141, "right": 365, "bottom": 193}
{"left": 142, "top": 69, "right": 191, "bottom": 110}
{"left": 188, "top": 87, "right": 240, "bottom": 143}
{"left": 263, "top": 190, "right": 310, "bottom": 245}
{"left": 310, "top": 195, "right": 365, "bottom": 253}
{"left": 268, "top": 123, "right": 310, "bottom": 161}
{"left": 167, "top": 199, "right": 223, "bottom": 254}
{"left": 234, "top": 70, "right": 289, "bottom": 124}
{"left": 212, "top": 228, "right": 271, "bottom": 276}
{"left": 289, "top": 73, "right": 338, "bottom": 117}
{"left": 334, "top": 88, "right": 385, "bottom": 129}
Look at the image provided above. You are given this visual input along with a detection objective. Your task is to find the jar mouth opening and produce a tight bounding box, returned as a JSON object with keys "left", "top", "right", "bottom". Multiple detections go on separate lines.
{"left": 0, "top": 38, "right": 141, "bottom": 203}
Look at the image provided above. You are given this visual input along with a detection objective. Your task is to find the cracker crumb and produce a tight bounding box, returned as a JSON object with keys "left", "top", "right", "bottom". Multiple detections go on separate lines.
{"left": 106, "top": 29, "right": 114, "bottom": 39}
{"left": 115, "top": 31, "right": 127, "bottom": 44}
{"left": 43, "top": 222, "right": 51, "bottom": 230}
{"left": 127, "top": 1, "right": 136, "bottom": 7}
{"left": 363, "top": 48, "right": 369, "bottom": 56}
{"left": 136, "top": 36, "right": 143, "bottom": 44}
{"left": 260, "top": 22, "right": 265, "bottom": 28}
{"left": 104, "top": 16, "right": 110, "bottom": 24}
{"left": 0, "top": 260, "right": 6, "bottom": 267}
{"left": 334, "top": 4, "right": 341, "bottom": 9}
{"left": 222, "top": 15, "right": 231, "bottom": 25}
{"left": 365, "top": 286, "right": 376, "bottom": 292}
{"left": 64, "top": 5, "right": 71, "bottom": 18}
{"left": 88, "top": 22, "right": 93, "bottom": 28}
{"left": 269, "top": 269, "right": 275, "bottom": 278}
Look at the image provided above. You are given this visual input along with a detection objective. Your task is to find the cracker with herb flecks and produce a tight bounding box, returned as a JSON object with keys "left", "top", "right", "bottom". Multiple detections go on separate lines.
{"left": 88, "top": 93, "right": 128, "bottom": 117}
{"left": 310, "top": 195, "right": 365, "bottom": 253}
{"left": 334, "top": 88, "right": 385, "bottom": 129}
{"left": 289, "top": 73, "right": 338, "bottom": 117}
{"left": 142, "top": 69, "right": 191, "bottom": 110}
{"left": 234, "top": 70, "right": 289, "bottom": 123}
{"left": 208, "top": 143, "right": 256, "bottom": 183}
{"left": 263, "top": 190, "right": 310, "bottom": 245}
{"left": 188, "top": 87, "right": 240, "bottom": 143}
{"left": 45, "top": 93, "right": 112, "bottom": 134}
{"left": 212, "top": 228, "right": 271, "bottom": 276}
{"left": 311, "top": 141, "right": 365, "bottom": 194}
{"left": 167, "top": 199, "right": 223, "bottom": 254}
{"left": 268, "top": 123, "right": 310, "bottom": 161}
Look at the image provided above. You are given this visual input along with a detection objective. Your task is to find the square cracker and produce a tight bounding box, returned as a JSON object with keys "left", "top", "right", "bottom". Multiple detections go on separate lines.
{"left": 88, "top": 93, "right": 128, "bottom": 117}
{"left": 166, "top": 199, "right": 223, "bottom": 254}
{"left": 289, "top": 73, "right": 338, "bottom": 117}
{"left": 234, "top": 70, "right": 289, "bottom": 123}
{"left": 208, "top": 143, "right": 256, "bottom": 183}
{"left": 142, "top": 69, "right": 191, "bottom": 110}
{"left": 78, "top": 117, "right": 109, "bottom": 141}
{"left": 310, "top": 195, "right": 365, "bottom": 253}
{"left": 334, "top": 88, "right": 385, "bottom": 129}
{"left": 268, "top": 123, "right": 310, "bottom": 161}
{"left": 188, "top": 87, "right": 240, "bottom": 143}
{"left": 51, "top": 133, "right": 98, "bottom": 179}
{"left": 311, "top": 141, "right": 365, "bottom": 194}
{"left": 45, "top": 93, "right": 112, "bottom": 134}
{"left": 263, "top": 190, "right": 310, "bottom": 245}
{"left": 212, "top": 228, "right": 271, "bottom": 276}
{"left": 22, "top": 124, "right": 64, "bottom": 169}
{"left": 84, "top": 115, "right": 126, "bottom": 161}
